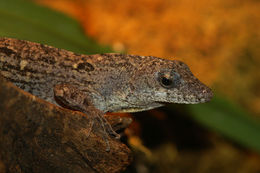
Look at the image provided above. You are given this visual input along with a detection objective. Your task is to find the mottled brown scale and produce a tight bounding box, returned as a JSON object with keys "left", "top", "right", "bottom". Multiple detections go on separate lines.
{"left": 0, "top": 37, "right": 213, "bottom": 151}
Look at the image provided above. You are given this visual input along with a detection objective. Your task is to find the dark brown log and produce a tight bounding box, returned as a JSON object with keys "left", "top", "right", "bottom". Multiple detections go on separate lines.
{"left": 0, "top": 76, "right": 133, "bottom": 173}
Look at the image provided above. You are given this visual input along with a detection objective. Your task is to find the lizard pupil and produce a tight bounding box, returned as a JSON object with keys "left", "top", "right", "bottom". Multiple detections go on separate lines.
{"left": 161, "top": 77, "right": 173, "bottom": 87}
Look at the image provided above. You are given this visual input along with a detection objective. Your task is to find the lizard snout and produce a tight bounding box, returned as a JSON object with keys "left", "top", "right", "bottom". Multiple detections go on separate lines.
{"left": 198, "top": 86, "right": 213, "bottom": 103}
{"left": 189, "top": 82, "right": 213, "bottom": 104}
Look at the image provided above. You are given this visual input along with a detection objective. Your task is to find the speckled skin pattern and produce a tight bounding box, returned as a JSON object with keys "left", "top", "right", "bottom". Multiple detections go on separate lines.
{"left": 0, "top": 37, "right": 213, "bottom": 113}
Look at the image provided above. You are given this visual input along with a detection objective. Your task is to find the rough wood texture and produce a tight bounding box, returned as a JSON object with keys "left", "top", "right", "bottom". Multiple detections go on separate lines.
{"left": 0, "top": 76, "right": 133, "bottom": 173}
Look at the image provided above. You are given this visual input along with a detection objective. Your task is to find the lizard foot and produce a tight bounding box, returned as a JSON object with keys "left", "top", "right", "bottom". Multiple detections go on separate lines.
{"left": 54, "top": 84, "right": 120, "bottom": 151}
{"left": 97, "top": 113, "right": 121, "bottom": 139}
{"left": 89, "top": 112, "right": 119, "bottom": 151}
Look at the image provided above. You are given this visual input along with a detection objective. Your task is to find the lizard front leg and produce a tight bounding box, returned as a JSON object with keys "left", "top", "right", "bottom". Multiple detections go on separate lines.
{"left": 53, "top": 84, "right": 120, "bottom": 151}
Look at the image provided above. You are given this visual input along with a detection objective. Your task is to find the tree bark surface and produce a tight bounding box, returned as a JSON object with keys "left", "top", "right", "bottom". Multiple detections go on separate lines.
{"left": 0, "top": 76, "right": 133, "bottom": 173}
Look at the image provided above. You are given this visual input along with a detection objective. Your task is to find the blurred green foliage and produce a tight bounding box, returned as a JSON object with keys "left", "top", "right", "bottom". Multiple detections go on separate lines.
{"left": 187, "top": 95, "right": 260, "bottom": 153}
{"left": 1, "top": 0, "right": 260, "bottom": 154}
{"left": 0, "top": 0, "right": 111, "bottom": 54}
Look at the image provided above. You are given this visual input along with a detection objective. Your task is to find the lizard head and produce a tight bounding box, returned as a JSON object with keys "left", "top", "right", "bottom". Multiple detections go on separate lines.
{"left": 123, "top": 56, "right": 213, "bottom": 112}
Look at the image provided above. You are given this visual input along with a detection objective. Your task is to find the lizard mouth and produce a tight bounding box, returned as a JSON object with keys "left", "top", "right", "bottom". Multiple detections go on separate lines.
{"left": 117, "top": 102, "right": 165, "bottom": 113}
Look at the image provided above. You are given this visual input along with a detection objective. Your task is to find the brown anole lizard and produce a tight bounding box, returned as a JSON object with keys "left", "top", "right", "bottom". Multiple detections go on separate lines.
{"left": 0, "top": 37, "right": 213, "bottom": 151}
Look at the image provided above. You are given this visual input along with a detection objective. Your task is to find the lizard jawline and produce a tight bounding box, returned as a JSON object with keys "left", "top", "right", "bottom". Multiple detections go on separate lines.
{"left": 117, "top": 102, "right": 164, "bottom": 113}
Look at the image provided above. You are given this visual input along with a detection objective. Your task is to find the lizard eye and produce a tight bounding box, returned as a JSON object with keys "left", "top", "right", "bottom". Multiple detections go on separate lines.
{"left": 157, "top": 71, "right": 181, "bottom": 89}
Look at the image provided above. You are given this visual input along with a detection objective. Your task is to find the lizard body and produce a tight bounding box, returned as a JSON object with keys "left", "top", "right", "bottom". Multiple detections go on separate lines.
{"left": 0, "top": 38, "right": 213, "bottom": 151}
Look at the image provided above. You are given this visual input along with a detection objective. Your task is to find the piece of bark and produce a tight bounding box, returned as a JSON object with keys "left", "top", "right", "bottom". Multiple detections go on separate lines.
{"left": 0, "top": 76, "right": 133, "bottom": 173}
